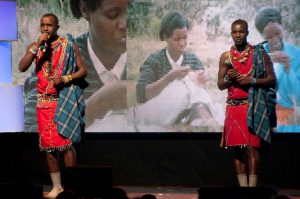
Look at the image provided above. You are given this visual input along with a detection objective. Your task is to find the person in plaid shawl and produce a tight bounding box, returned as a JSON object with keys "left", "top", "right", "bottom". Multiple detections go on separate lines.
{"left": 217, "top": 19, "right": 276, "bottom": 187}
{"left": 19, "top": 13, "right": 87, "bottom": 198}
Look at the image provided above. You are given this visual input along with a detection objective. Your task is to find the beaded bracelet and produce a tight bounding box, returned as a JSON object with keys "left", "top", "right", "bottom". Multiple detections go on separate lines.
{"left": 29, "top": 47, "right": 38, "bottom": 55}
{"left": 62, "top": 75, "right": 69, "bottom": 84}
{"left": 224, "top": 75, "right": 232, "bottom": 87}
{"left": 62, "top": 75, "right": 73, "bottom": 84}
{"left": 251, "top": 78, "right": 256, "bottom": 85}
{"left": 67, "top": 74, "right": 73, "bottom": 82}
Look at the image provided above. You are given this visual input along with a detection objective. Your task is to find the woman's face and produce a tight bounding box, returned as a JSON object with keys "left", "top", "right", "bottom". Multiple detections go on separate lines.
{"left": 263, "top": 22, "right": 283, "bottom": 52}
{"left": 86, "top": 0, "right": 127, "bottom": 55}
{"left": 166, "top": 27, "right": 188, "bottom": 57}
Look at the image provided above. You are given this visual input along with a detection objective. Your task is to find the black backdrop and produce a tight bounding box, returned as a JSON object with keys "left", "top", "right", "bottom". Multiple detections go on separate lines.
{"left": 1, "top": 133, "right": 300, "bottom": 188}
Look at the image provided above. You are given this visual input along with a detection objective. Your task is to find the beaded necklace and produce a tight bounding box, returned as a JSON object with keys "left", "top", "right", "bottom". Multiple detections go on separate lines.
{"left": 229, "top": 44, "right": 254, "bottom": 76}
{"left": 41, "top": 37, "right": 62, "bottom": 79}
{"left": 42, "top": 62, "right": 52, "bottom": 78}
{"left": 41, "top": 37, "right": 66, "bottom": 95}
{"left": 230, "top": 44, "right": 251, "bottom": 64}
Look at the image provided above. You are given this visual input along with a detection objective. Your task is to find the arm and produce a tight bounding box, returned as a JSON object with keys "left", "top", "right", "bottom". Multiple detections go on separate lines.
{"left": 72, "top": 42, "right": 87, "bottom": 79}
{"left": 217, "top": 52, "right": 232, "bottom": 90}
{"left": 50, "top": 42, "right": 87, "bottom": 85}
{"left": 19, "top": 33, "right": 49, "bottom": 72}
{"left": 19, "top": 43, "right": 38, "bottom": 72}
{"left": 85, "top": 81, "right": 127, "bottom": 127}
{"left": 136, "top": 55, "right": 159, "bottom": 103}
{"left": 255, "top": 51, "right": 276, "bottom": 86}
{"left": 137, "top": 53, "right": 192, "bottom": 103}
{"left": 145, "top": 66, "right": 191, "bottom": 100}
{"left": 235, "top": 51, "right": 276, "bottom": 87}
{"left": 219, "top": 49, "right": 276, "bottom": 88}
{"left": 269, "top": 51, "right": 290, "bottom": 71}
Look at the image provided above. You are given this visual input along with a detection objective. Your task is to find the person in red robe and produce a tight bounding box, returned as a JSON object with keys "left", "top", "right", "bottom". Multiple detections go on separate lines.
{"left": 19, "top": 13, "right": 87, "bottom": 198}
{"left": 217, "top": 19, "right": 276, "bottom": 187}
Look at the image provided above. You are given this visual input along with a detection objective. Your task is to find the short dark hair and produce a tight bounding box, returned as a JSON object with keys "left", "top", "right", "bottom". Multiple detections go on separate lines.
{"left": 159, "top": 11, "right": 189, "bottom": 41}
{"left": 255, "top": 7, "right": 282, "bottom": 33}
{"left": 231, "top": 19, "right": 248, "bottom": 32}
{"left": 42, "top": 13, "right": 59, "bottom": 26}
{"left": 70, "top": 0, "right": 103, "bottom": 19}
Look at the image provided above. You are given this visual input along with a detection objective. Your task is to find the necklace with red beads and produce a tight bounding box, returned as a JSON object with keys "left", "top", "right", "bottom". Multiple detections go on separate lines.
{"left": 230, "top": 44, "right": 251, "bottom": 64}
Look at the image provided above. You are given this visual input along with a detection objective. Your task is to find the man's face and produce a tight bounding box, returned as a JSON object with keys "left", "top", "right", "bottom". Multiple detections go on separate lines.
{"left": 231, "top": 23, "right": 248, "bottom": 46}
{"left": 88, "top": 0, "right": 128, "bottom": 54}
{"left": 263, "top": 22, "right": 283, "bottom": 52}
{"left": 40, "top": 16, "right": 58, "bottom": 38}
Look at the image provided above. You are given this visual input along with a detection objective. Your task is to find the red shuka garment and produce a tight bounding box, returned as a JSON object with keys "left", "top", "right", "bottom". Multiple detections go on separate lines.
{"left": 224, "top": 45, "right": 261, "bottom": 148}
{"left": 35, "top": 37, "right": 73, "bottom": 152}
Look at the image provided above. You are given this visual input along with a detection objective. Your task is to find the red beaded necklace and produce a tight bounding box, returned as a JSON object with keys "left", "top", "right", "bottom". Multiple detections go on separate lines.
{"left": 41, "top": 37, "right": 62, "bottom": 79}
{"left": 229, "top": 44, "right": 254, "bottom": 76}
{"left": 230, "top": 44, "right": 251, "bottom": 64}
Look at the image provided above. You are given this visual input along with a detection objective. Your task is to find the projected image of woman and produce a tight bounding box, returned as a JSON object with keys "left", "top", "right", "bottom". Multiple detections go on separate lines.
{"left": 136, "top": 11, "right": 204, "bottom": 103}
{"left": 70, "top": 0, "right": 129, "bottom": 129}
{"left": 255, "top": 7, "right": 300, "bottom": 132}
{"left": 133, "top": 11, "right": 224, "bottom": 129}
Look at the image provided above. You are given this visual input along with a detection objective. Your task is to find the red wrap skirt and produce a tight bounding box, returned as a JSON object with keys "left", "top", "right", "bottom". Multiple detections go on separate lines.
{"left": 224, "top": 104, "right": 260, "bottom": 148}
{"left": 37, "top": 100, "right": 73, "bottom": 152}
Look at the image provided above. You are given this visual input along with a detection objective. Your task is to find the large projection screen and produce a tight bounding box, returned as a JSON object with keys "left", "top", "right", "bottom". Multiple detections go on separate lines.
{"left": 12, "top": 0, "right": 300, "bottom": 133}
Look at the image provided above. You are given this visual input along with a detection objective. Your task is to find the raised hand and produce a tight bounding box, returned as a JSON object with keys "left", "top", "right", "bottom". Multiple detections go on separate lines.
{"left": 36, "top": 32, "right": 49, "bottom": 47}
{"left": 166, "top": 66, "right": 191, "bottom": 82}
{"left": 269, "top": 51, "right": 290, "bottom": 71}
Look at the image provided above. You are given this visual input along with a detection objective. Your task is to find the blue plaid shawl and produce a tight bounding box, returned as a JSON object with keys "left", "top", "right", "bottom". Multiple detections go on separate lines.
{"left": 54, "top": 34, "right": 85, "bottom": 143}
{"left": 247, "top": 43, "right": 277, "bottom": 143}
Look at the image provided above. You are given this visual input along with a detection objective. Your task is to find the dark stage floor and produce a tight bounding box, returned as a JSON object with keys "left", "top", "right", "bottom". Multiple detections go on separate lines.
{"left": 121, "top": 186, "right": 198, "bottom": 199}
{"left": 43, "top": 186, "right": 300, "bottom": 199}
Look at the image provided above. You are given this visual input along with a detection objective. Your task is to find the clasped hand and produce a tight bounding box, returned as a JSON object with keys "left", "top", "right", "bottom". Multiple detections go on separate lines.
{"left": 226, "top": 69, "right": 251, "bottom": 85}
{"left": 49, "top": 75, "right": 65, "bottom": 85}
